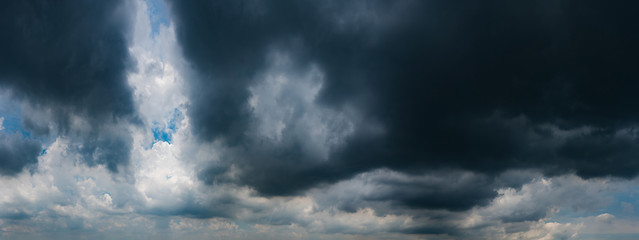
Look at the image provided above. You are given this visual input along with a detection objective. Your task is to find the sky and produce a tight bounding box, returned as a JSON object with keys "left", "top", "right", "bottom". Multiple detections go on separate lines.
{"left": 0, "top": 0, "right": 639, "bottom": 239}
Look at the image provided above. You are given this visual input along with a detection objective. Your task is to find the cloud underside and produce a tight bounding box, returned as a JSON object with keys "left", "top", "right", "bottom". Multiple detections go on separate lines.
{"left": 0, "top": 0, "right": 639, "bottom": 239}
{"left": 168, "top": 0, "right": 639, "bottom": 196}
{"left": 0, "top": 0, "right": 136, "bottom": 173}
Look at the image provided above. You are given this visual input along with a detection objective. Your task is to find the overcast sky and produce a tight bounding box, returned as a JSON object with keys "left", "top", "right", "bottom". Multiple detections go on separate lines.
{"left": 1, "top": 0, "right": 639, "bottom": 239}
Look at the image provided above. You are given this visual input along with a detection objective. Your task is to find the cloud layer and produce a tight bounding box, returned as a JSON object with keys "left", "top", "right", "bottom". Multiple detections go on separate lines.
{"left": 0, "top": 0, "right": 639, "bottom": 239}
{"left": 165, "top": 0, "right": 639, "bottom": 200}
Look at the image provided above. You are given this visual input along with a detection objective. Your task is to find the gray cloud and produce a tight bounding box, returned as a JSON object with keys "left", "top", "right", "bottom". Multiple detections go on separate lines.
{"left": 0, "top": 0, "right": 138, "bottom": 173}
{"left": 0, "top": 133, "right": 40, "bottom": 176}
{"left": 166, "top": 0, "right": 639, "bottom": 209}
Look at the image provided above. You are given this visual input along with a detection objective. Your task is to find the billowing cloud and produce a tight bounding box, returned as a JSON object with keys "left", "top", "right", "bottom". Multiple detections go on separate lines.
{"left": 166, "top": 0, "right": 639, "bottom": 201}
{"left": 0, "top": 0, "right": 137, "bottom": 173}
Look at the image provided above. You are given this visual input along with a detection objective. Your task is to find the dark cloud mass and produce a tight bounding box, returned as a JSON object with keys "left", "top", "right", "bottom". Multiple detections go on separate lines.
{"left": 0, "top": 0, "right": 136, "bottom": 172}
{"left": 167, "top": 0, "right": 639, "bottom": 208}
{"left": 0, "top": 133, "right": 41, "bottom": 176}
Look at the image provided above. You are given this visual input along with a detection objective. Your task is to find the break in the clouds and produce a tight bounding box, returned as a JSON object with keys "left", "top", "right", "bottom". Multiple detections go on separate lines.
{"left": 1, "top": 0, "right": 639, "bottom": 239}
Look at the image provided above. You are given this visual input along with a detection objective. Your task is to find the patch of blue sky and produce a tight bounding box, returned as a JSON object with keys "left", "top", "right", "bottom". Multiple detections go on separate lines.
{"left": 151, "top": 108, "right": 183, "bottom": 144}
{"left": 546, "top": 193, "right": 639, "bottom": 240}
{"left": 167, "top": 107, "right": 183, "bottom": 131}
{"left": 546, "top": 182, "right": 639, "bottom": 235}
{"left": 550, "top": 201, "right": 613, "bottom": 222}
{"left": 146, "top": 0, "right": 170, "bottom": 37}
{"left": 0, "top": 93, "right": 23, "bottom": 134}
{"left": 1, "top": 113, "right": 22, "bottom": 133}
{"left": 152, "top": 126, "right": 171, "bottom": 143}
{"left": 0, "top": 93, "right": 51, "bottom": 154}
{"left": 1, "top": 116, "right": 53, "bottom": 155}
{"left": 580, "top": 234, "right": 639, "bottom": 240}
{"left": 602, "top": 184, "right": 639, "bottom": 218}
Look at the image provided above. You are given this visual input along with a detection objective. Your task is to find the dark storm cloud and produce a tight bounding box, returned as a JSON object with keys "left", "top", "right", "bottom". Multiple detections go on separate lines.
{"left": 557, "top": 128, "right": 639, "bottom": 178}
{"left": 0, "top": 133, "right": 41, "bottom": 176}
{"left": 76, "top": 130, "right": 133, "bottom": 173}
{"left": 310, "top": 169, "right": 500, "bottom": 213}
{"left": 140, "top": 192, "right": 240, "bottom": 219}
{"left": 367, "top": 172, "right": 497, "bottom": 211}
{"left": 0, "top": 210, "right": 31, "bottom": 220}
{"left": 168, "top": 0, "right": 639, "bottom": 207}
{"left": 0, "top": 0, "right": 136, "bottom": 172}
